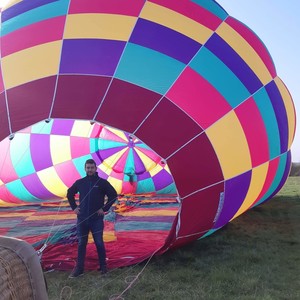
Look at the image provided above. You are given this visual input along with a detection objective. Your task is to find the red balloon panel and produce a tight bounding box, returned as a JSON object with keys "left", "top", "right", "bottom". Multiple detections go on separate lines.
{"left": 52, "top": 75, "right": 111, "bottom": 120}
{"left": 177, "top": 182, "right": 224, "bottom": 238}
{"left": 7, "top": 77, "right": 56, "bottom": 133}
{"left": 96, "top": 79, "right": 161, "bottom": 133}
{"left": 135, "top": 98, "right": 203, "bottom": 158}
{"left": 167, "top": 133, "right": 224, "bottom": 197}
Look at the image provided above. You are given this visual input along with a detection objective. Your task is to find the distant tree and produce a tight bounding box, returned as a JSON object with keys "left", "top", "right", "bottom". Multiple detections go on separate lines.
{"left": 289, "top": 163, "right": 300, "bottom": 176}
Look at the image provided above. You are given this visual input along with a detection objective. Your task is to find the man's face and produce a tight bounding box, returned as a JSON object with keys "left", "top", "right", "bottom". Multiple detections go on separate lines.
{"left": 85, "top": 163, "right": 97, "bottom": 176}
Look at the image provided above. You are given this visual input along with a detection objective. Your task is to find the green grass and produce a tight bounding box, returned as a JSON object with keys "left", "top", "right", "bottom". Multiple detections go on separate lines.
{"left": 45, "top": 177, "right": 300, "bottom": 300}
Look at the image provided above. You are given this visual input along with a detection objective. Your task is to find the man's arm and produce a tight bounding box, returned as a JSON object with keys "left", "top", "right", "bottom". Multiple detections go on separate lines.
{"left": 67, "top": 181, "right": 79, "bottom": 211}
{"left": 102, "top": 181, "right": 118, "bottom": 212}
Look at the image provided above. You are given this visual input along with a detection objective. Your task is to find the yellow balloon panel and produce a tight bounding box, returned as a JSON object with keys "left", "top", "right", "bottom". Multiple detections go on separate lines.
{"left": 65, "top": 14, "right": 137, "bottom": 41}
{"left": 140, "top": 2, "right": 213, "bottom": 44}
{"left": 2, "top": 41, "right": 62, "bottom": 89}
{"left": 206, "top": 110, "right": 252, "bottom": 179}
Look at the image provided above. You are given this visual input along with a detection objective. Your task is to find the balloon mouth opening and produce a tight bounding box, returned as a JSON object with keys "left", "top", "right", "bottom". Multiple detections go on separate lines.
{"left": 0, "top": 118, "right": 180, "bottom": 270}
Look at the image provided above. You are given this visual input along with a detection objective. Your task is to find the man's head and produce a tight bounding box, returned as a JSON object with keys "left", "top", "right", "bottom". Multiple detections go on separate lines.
{"left": 85, "top": 159, "right": 97, "bottom": 176}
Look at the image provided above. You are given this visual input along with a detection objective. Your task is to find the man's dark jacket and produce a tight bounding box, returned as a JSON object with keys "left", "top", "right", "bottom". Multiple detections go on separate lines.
{"left": 67, "top": 173, "right": 118, "bottom": 220}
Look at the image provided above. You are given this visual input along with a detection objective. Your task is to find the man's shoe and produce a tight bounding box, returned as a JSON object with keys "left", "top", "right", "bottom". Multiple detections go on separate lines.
{"left": 99, "top": 267, "right": 108, "bottom": 276}
{"left": 69, "top": 269, "right": 84, "bottom": 278}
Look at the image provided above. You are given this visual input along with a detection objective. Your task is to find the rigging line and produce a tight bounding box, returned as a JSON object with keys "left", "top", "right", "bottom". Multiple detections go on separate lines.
{"left": 44, "top": 163, "right": 170, "bottom": 259}
{"left": 44, "top": 128, "right": 175, "bottom": 252}
{"left": 42, "top": 201, "right": 64, "bottom": 246}
{"left": 92, "top": 0, "right": 148, "bottom": 119}
{"left": 109, "top": 248, "right": 159, "bottom": 300}
{"left": 38, "top": 184, "right": 105, "bottom": 247}
{"left": 28, "top": 121, "right": 100, "bottom": 247}
{"left": 37, "top": 124, "right": 105, "bottom": 245}
{"left": 80, "top": 260, "right": 140, "bottom": 300}
{"left": 59, "top": 286, "right": 72, "bottom": 300}
{"left": 48, "top": 0, "right": 72, "bottom": 119}
{"left": 0, "top": 119, "right": 66, "bottom": 249}
{"left": 44, "top": 129, "right": 129, "bottom": 246}
{"left": 44, "top": 192, "right": 119, "bottom": 246}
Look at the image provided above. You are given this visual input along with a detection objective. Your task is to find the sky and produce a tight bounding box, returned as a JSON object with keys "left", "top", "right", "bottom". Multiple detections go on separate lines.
{"left": 217, "top": 0, "right": 300, "bottom": 162}
{"left": 0, "top": 0, "right": 299, "bottom": 162}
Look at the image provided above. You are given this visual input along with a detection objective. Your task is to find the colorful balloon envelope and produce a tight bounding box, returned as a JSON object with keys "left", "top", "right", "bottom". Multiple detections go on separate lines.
{"left": 0, "top": 0, "right": 296, "bottom": 269}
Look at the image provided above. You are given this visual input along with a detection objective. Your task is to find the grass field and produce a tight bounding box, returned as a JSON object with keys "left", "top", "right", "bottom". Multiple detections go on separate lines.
{"left": 45, "top": 177, "right": 300, "bottom": 300}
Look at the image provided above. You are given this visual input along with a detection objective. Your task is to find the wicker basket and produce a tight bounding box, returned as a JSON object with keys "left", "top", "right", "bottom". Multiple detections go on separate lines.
{"left": 0, "top": 236, "right": 48, "bottom": 300}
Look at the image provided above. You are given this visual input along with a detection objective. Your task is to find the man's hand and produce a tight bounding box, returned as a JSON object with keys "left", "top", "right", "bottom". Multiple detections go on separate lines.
{"left": 97, "top": 208, "right": 104, "bottom": 216}
{"left": 74, "top": 207, "right": 80, "bottom": 215}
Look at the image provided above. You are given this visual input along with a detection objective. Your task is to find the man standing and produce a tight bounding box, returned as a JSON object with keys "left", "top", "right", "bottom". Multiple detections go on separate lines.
{"left": 67, "top": 159, "right": 118, "bottom": 278}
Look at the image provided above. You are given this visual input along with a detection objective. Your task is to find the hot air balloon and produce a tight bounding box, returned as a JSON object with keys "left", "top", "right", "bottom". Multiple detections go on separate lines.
{"left": 0, "top": 0, "right": 296, "bottom": 270}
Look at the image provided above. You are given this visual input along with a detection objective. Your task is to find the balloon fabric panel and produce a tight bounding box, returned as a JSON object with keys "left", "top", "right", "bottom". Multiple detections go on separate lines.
{"left": 130, "top": 18, "right": 202, "bottom": 64}
{"left": 254, "top": 152, "right": 290, "bottom": 206}
{"left": 1, "top": 0, "right": 69, "bottom": 35}
{"left": 190, "top": 47, "right": 251, "bottom": 108}
{"left": 268, "top": 152, "right": 291, "bottom": 201}
{"left": 148, "top": 0, "right": 225, "bottom": 30}
{"left": 30, "top": 134, "right": 53, "bottom": 171}
{"left": 95, "top": 79, "right": 162, "bottom": 133}
{"left": 6, "top": 179, "right": 40, "bottom": 202}
{"left": 1, "top": 16, "right": 65, "bottom": 57}
{"left": 21, "top": 173, "right": 59, "bottom": 200}
{"left": 252, "top": 157, "right": 280, "bottom": 207}
{"left": 166, "top": 66, "right": 231, "bottom": 129}
{"left": 167, "top": 133, "right": 223, "bottom": 197}
{"left": 0, "top": 139, "right": 18, "bottom": 183}
{"left": 60, "top": 39, "right": 125, "bottom": 76}
{"left": 253, "top": 87, "right": 281, "bottom": 160}
{"left": 225, "top": 17, "right": 277, "bottom": 78}
{"left": 205, "top": 111, "right": 252, "bottom": 180}
{"left": 215, "top": 21, "right": 273, "bottom": 85}
{"left": 206, "top": 34, "right": 264, "bottom": 94}
{"left": 141, "top": 2, "right": 214, "bottom": 44}
{"left": 2, "top": 41, "right": 61, "bottom": 89}
{"left": 213, "top": 171, "right": 252, "bottom": 229}
{"left": 274, "top": 77, "right": 296, "bottom": 149}
{"left": 5, "top": 77, "right": 56, "bottom": 135}
{"left": 234, "top": 97, "right": 269, "bottom": 167}
{"left": 135, "top": 98, "right": 203, "bottom": 158}
{"left": 51, "top": 75, "right": 111, "bottom": 120}
{"left": 68, "top": 0, "right": 145, "bottom": 16}
{"left": 232, "top": 163, "right": 269, "bottom": 219}
{"left": 176, "top": 182, "right": 224, "bottom": 238}
{"left": 115, "top": 43, "right": 186, "bottom": 94}
{"left": 54, "top": 160, "right": 81, "bottom": 188}
{"left": 64, "top": 14, "right": 136, "bottom": 41}
{"left": 265, "top": 81, "right": 289, "bottom": 153}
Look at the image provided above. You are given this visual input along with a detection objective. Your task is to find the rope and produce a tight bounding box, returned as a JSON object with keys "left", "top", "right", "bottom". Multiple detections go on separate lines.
{"left": 59, "top": 286, "right": 72, "bottom": 300}
{"left": 108, "top": 249, "right": 158, "bottom": 300}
